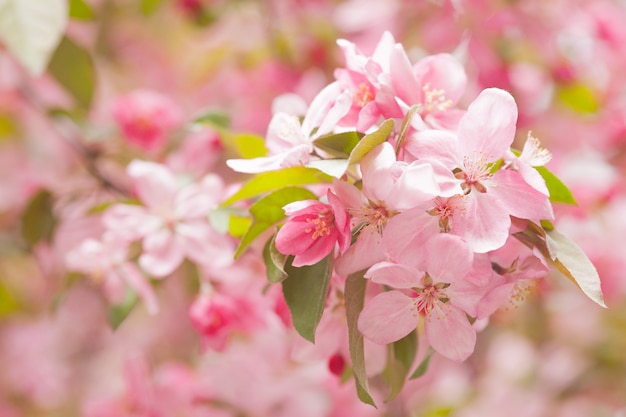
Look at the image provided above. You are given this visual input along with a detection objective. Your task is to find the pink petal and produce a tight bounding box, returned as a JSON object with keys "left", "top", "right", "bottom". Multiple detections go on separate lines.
{"left": 139, "top": 229, "right": 185, "bottom": 277}
{"left": 358, "top": 291, "right": 419, "bottom": 345}
{"left": 389, "top": 44, "right": 420, "bottom": 107}
{"left": 458, "top": 88, "right": 518, "bottom": 162}
{"left": 103, "top": 204, "right": 160, "bottom": 241}
{"left": 382, "top": 206, "right": 439, "bottom": 262}
{"left": 454, "top": 193, "right": 510, "bottom": 253}
{"left": 425, "top": 307, "right": 476, "bottom": 362}
{"left": 424, "top": 234, "right": 473, "bottom": 284}
{"left": 491, "top": 169, "right": 554, "bottom": 221}
{"left": 364, "top": 261, "right": 424, "bottom": 288}
{"left": 291, "top": 230, "right": 337, "bottom": 267}
{"left": 413, "top": 53, "right": 467, "bottom": 106}
{"left": 335, "top": 228, "right": 386, "bottom": 276}
{"left": 119, "top": 262, "right": 159, "bottom": 315}
{"left": 404, "top": 129, "right": 460, "bottom": 169}
{"left": 177, "top": 221, "right": 233, "bottom": 268}
{"left": 127, "top": 160, "right": 178, "bottom": 211}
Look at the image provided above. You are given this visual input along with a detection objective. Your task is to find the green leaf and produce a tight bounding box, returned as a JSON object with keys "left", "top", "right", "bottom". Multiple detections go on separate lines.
{"left": 234, "top": 187, "right": 317, "bottom": 258}
{"left": 263, "top": 234, "right": 288, "bottom": 283}
{"left": 313, "top": 131, "right": 363, "bottom": 158}
{"left": 410, "top": 348, "right": 434, "bottom": 379}
{"left": 234, "top": 134, "right": 267, "bottom": 159}
{"left": 21, "top": 189, "right": 57, "bottom": 247}
{"left": 69, "top": 0, "right": 94, "bottom": 20}
{"left": 193, "top": 111, "right": 231, "bottom": 130}
{"left": 534, "top": 166, "right": 577, "bottom": 205}
{"left": 0, "top": 279, "right": 20, "bottom": 317}
{"left": 107, "top": 288, "right": 138, "bottom": 330}
{"left": 0, "top": 0, "right": 68, "bottom": 75}
{"left": 228, "top": 215, "right": 252, "bottom": 237}
{"left": 556, "top": 83, "right": 599, "bottom": 114}
{"left": 345, "top": 271, "right": 376, "bottom": 407}
{"left": 546, "top": 229, "right": 606, "bottom": 308}
{"left": 48, "top": 35, "right": 96, "bottom": 110}
{"left": 395, "top": 105, "right": 419, "bottom": 153}
{"left": 140, "top": 0, "right": 165, "bottom": 15}
{"left": 221, "top": 167, "right": 332, "bottom": 207}
{"left": 282, "top": 255, "right": 333, "bottom": 343}
{"left": 384, "top": 330, "right": 418, "bottom": 401}
{"left": 348, "top": 119, "right": 395, "bottom": 165}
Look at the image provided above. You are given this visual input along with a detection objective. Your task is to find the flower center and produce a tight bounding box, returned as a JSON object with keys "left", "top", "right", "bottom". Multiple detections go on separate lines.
{"left": 355, "top": 83, "right": 375, "bottom": 108}
{"left": 427, "top": 196, "right": 465, "bottom": 232}
{"left": 422, "top": 83, "right": 453, "bottom": 114}
{"left": 351, "top": 201, "right": 396, "bottom": 236}
{"left": 456, "top": 155, "right": 492, "bottom": 194}
{"left": 412, "top": 274, "right": 451, "bottom": 316}
{"left": 305, "top": 210, "right": 334, "bottom": 240}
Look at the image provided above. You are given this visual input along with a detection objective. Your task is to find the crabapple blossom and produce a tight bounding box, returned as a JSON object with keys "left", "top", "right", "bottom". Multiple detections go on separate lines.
{"left": 358, "top": 234, "right": 496, "bottom": 362}
{"left": 103, "top": 160, "right": 233, "bottom": 277}
{"left": 405, "top": 88, "right": 554, "bottom": 252}
{"left": 275, "top": 190, "right": 351, "bottom": 267}
{"left": 112, "top": 89, "right": 183, "bottom": 152}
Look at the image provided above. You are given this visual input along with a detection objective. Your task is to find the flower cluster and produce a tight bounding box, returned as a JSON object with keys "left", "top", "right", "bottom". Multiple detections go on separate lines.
{"left": 227, "top": 31, "right": 601, "bottom": 377}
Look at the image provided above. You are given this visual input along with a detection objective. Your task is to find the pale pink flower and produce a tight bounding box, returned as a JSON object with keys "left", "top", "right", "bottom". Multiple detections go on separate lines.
{"left": 405, "top": 88, "right": 554, "bottom": 252}
{"left": 189, "top": 288, "right": 265, "bottom": 352}
{"left": 66, "top": 231, "right": 159, "bottom": 314}
{"left": 112, "top": 89, "right": 183, "bottom": 152}
{"left": 275, "top": 190, "right": 351, "bottom": 267}
{"left": 389, "top": 46, "right": 467, "bottom": 130}
{"left": 226, "top": 83, "right": 352, "bottom": 174}
{"left": 103, "top": 160, "right": 233, "bottom": 277}
{"left": 333, "top": 142, "right": 461, "bottom": 274}
{"left": 358, "top": 234, "right": 490, "bottom": 362}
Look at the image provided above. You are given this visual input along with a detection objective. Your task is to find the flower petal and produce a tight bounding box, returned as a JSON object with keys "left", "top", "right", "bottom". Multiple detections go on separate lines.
{"left": 358, "top": 291, "right": 419, "bottom": 345}
{"left": 425, "top": 307, "right": 476, "bottom": 362}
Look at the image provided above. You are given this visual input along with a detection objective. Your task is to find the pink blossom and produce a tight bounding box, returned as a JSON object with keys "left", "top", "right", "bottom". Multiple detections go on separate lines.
{"left": 226, "top": 83, "right": 352, "bottom": 174}
{"left": 103, "top": 160, "right": 233, "bottom": 277}
{"left": 333, "top": 142, "right": 461, "bottom": 274}
{"left": 189, "top": 289, "right": 265, "bottom": 351}
{"left": 358, "top": 234, "right": 491, "bottom": 362}
{"left": 65, "top": 231, "right": 159, "bottom": 314}
{"left": 112, "top": 89, "right": 183, "bottom": 152}
{"left": 405, "top": 88, "right": 554, "bottom": 252}
{"left": 275, "top": 190, "right": 351, "bottom": 267}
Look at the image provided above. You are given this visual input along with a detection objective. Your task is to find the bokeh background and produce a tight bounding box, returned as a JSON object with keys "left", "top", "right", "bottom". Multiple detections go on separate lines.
{"left": 1, "top": 0, "right": 626, "bottom": 415}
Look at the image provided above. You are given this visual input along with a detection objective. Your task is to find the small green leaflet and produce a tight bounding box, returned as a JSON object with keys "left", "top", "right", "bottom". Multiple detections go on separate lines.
{"left": 263, "top": 234, "right": 288, "bottom": 283}
{"left": 107, "top": 288, "right": 138, "bottom": 330}
{"left": 345, "top": 271, "right": 376, "bottom": 407}
{"left": 313, "top": 131, "right": 363, "bottom": 158}
{"left": 234, "top": 187, "right": 317, "bottom": 258}
{"left": 348, "top": 119, "right": 395, "bottom": 165}
{"left": 534, "top": 165, "right": 577, "bottom": 205}
{"left": 410, "top": 348, "right": 434, "bottom": 379}
{"left": 69, "top": 0, "right": 95, "bottom": 20}
{"left": 384, "top": 330, "right": 418, "bottom": 401}
{"left": 21, "top": 189, "right": 57, "bottom": 248}
{"left": 48, "top": 36, "right": 96, "bottom": 110}
{"left": 221, "top": 167, "right": 331, "bottom": 207}
{"left": 282, "top": 255, "right": 333, "bottom": 343}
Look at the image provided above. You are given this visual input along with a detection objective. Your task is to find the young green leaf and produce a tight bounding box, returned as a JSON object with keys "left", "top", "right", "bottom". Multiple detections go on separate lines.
{"left": 193, "top": 111, "right": 231, "bottom": 130}
{"left": 345, "top": 271, "right": 377, "bottom": 407}
{"left": 410, "top": 348, "right": 434, "bottom": 379}
{"left": 556, "top": 83, "right": 599, "bottom": 114}
{"left": 48, "top": 36, "right": 96, "bottom": 110}
{"left": 384, "top": 330, "right": 418, "bottom": 401}
{"left": 69, "top": 0, "right": 95, "bottom": 20}
{"left": 263, "top": 234, "right": 288, "bottom": 283}
{"left": 221, "top": 167, "right": 332, "bottom": 207}
{"left": 534, "top": 166, "right": 577, "bottom": 205}
{"left": 234, "top": 134, "right": 267, "bottom": 159}
{"left": 313, "top": 131, "right": 363, "bottom": 158}
{"left": 140, "top": 0, "right": 165, "bottom": 15}
{"left": 348, "top": 119, "right": 395, "bottom": 165}
{"left": 234, "top": 187, "right": 317, "bottom": 258}
{"left": 546, "top": 229, "right": 606, "bottom": 308}
{"left": 21, "top": 189, "right": 57, "bottom": 248}
{"left": 282, "top": 255, "right": 333, "bottom": 343}
{"left": 107, "top": 289, "right": 138, "bottom": 330}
